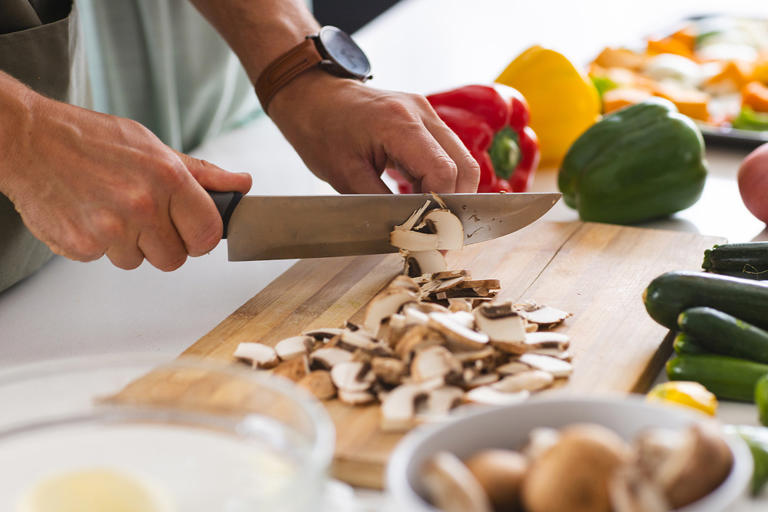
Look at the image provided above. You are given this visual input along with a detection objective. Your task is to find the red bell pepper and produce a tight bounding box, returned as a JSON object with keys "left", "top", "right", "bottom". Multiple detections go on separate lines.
{"left": 387, "top": 84, "right": 540, "bottom": 193}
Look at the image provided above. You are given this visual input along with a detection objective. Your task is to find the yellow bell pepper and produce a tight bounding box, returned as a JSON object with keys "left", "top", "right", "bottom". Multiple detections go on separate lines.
{"left": 496, "top": 46, "right": 601, "bottom": 166}
{"left": 646, "top": 381, "right": 718, "bottom": 416}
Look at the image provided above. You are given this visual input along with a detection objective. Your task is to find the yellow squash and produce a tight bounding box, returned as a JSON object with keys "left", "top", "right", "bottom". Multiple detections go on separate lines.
{"left": 646, "top": 381, "right": 718, "bottom": 416}
{"left": 496, "top": 45, "right": 600, "bottom": 166}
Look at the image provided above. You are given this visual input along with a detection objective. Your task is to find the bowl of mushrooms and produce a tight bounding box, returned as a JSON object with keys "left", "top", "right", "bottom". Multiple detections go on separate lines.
{"left": 386, "top": 395, "right": 752, "bottom": 512}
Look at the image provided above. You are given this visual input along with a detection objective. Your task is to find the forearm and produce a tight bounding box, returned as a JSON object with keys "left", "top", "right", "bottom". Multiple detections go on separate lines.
{"left": 0, "top": 71, "right": 37, "bottom": 198}
{"left": 188, "top": 0, "right": 320, "bottom": 85}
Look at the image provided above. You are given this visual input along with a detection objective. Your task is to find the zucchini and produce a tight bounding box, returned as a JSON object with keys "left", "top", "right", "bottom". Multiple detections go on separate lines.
{"left": 678, "top": 307, "right": 768, "bottom": 363}
{"left": 666, "top": 354, "right": 768, "bottom": 402}
{"left": 643, "top": 271, "right": 768, "bottom": 330}
{"left": 702, "top": 243, "right": 768, "bottom": 280}
{"left": 758, "top": 375, "right": 768, "bottom": 427}
{"left": 672, "top": 332, "right": 709, "bottom": 355}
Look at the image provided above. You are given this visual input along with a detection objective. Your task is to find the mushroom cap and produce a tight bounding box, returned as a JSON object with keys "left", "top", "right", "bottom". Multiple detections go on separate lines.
{"left": 465, "top": 450, "right": 528, "bottom": 511}
{"left": 522, "top": 423, "right": 631, "bottom": 512}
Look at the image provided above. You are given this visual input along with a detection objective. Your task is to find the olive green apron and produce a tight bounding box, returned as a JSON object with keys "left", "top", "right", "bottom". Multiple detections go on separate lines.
{"left": 0, "top": 0, "right": 87, "bottom": 293}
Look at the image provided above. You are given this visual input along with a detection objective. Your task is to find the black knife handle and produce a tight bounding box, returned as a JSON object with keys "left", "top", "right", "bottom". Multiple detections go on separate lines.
{"left": 208, "top": 191, "right": 243, "bottom": 239}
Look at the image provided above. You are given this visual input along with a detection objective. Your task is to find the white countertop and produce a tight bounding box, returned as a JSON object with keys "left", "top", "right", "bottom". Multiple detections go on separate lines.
{"left": 2, "top": 0, "right": 768, "bottom": 509}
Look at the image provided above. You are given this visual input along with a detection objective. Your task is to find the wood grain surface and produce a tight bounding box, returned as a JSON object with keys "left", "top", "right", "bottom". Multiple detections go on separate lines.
{"left": 181, "top": 220, "right": 724, "bottom": 488}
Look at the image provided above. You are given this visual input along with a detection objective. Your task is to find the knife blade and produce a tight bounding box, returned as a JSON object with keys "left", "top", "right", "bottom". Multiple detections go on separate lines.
{"left": 209, "top": 192, "right": 560, "bottom": 261}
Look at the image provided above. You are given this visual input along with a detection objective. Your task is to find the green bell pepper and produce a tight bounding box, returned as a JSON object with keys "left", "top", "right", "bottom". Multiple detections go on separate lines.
{"left": 558, "top": 98, "right": 708, "bottom": 224}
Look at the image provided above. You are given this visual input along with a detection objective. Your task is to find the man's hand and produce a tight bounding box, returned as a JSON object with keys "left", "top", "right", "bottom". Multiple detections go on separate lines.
{"left": 188, "top": 0, "right": 480, "bottom": 195}
{"left": 268, "top": 70, "right": 481, "bottom": 194}
{"left": 0, "top": 76, "right": 251, "bottom": 271}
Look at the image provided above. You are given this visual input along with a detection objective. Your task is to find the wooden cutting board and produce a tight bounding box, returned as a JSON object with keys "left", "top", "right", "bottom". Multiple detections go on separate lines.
{"left": 181, "top": 220, "right": 724, "bottom": 489}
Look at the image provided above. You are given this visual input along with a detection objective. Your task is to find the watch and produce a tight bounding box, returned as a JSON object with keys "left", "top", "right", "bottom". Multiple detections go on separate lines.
{"left": 255, "top": 26, "right": 372, "bottom": 114}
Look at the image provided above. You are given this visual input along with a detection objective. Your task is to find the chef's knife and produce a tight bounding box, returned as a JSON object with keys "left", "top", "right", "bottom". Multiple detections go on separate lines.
{"left": 209, "top": 192, "right": 560, "bottom": 261}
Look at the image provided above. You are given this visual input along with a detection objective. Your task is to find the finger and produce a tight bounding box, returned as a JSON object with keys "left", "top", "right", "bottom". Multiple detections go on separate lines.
{"left": 105, "top": 240, "right": 145, "bottom": 270}
{"left": 384, "top": 124, "right": 458, "bottom": 194}
{"left": 137, "top": 212, "right": 188, "bottom": 272}
{"left": 331, "top": 163, "right": 392, "bottom": 194}
{"left": 423, "top": 118, "right": 481, "bottom": 193}
{"left": 176, "top": 152, "right": 252, "bottom": 194}
{"left": 168, "top": 160, "right": 225, "bottom": 257}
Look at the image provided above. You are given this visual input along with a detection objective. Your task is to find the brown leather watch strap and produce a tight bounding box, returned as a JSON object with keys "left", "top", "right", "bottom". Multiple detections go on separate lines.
{"left": 255, "top": 38, "right": 323, "bottom": 115}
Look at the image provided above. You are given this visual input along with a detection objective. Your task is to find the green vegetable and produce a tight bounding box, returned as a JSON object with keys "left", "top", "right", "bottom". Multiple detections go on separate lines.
{"left": 726, "top": 425, "right": 768, "bottom": 496}
{"left": 758, "top": 375, "right": 768, "bottom": 427}
{"left": 733, "top": 106, "right": 768, "bottom": 131}
{"left": 666, "top": 354, "right": 768, "bottom": 402}
{"left": 590, "top": 75, "right": 618, "bottom": 100}
{"left": 673, "top": 332, "right": 709, "bottom": 355}
{"left": 558, "top": 98, "right": 707, "bottom": 224}
{"left": 678, "top": 307, "right": 768, "bottom": 363}
{"left": 703, "top": 243, "right": 768, "bottom": 280}
{"left": 644, "top": 271, "right": 768, "bottom": 331}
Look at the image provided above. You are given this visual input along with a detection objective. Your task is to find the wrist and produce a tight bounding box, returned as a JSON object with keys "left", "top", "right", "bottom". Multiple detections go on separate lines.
{"left": 267, "top": 68, "right": 359, "bottom": 124}
{"left": 0, "top": 74, "right": 38, "bottom": 197}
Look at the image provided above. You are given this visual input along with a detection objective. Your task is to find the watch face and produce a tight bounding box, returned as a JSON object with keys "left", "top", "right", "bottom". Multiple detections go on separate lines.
{"left": 318, "top": 26, "right": 371, "bottom": 79}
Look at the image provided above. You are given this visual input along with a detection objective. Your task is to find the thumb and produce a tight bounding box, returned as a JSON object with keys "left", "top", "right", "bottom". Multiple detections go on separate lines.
{"left": 176, "top": 152, "right": 252, "bottom": 194}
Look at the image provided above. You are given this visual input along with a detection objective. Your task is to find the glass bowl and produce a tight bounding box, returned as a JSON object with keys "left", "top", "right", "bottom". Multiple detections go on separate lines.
{"left": 0, "top": 353, "right": 334, "bottom": 511}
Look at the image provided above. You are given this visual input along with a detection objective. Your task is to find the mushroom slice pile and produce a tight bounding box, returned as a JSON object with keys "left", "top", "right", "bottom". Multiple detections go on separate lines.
{"left": 231, "top": 195, "right": 575, "bottom": 430}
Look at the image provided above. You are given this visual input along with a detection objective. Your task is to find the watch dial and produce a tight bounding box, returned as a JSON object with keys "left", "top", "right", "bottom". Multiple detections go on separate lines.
{"left": 318, "top": 26, "right": 371, "bottom": 78}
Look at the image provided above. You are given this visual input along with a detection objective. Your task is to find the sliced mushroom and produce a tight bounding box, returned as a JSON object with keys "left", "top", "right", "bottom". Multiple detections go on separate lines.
{"left": 330, "top": 361, "right": 375, "bottom": 392}
{"left": 474, "top": 305, "right": 526, "bottom": 350}
{"left": 429, "top": 312, "right": 489, "bottom": 351}
{"left": 394, "top": 199, "right": 431, "bottom": 231}
{"left": 388, "top": 274, "right": 421, "bottom": 293}
{"left": 302, "top": 327, "right": 344, "bottom": 342}
{"left": 516, "top": 303, "right": 573, "bottom": 329}
{"left": 297, "top": 370, "right": 336, "bottom": 400}
{"left": 496, "top": 360, "right": 532, "bottom": 376}
{"left": 523, "top": 332, "right": 571, "bottom": 352}
{"left": 394, "top": 325, "right": 445, "bottom": 362}
{"left": 274, "top": 335, "right": 314, "bottom": 361}
{"left": 451, "top": 310, "right": 476, "bottom": 330}
{"left": 458, "top": 279, "right": 501, "bottom": 291}
{"left": 421, "top": 275, "right": 467, "bottom": 295}
{"left": 371, "top": 357, "right": 407, "bottom": 386}
{"left": 423, "top": 208, "right": 464, "bottom": 251}
{"left": 518, "top": 353, "right": 574, "bottom": 378}
{"left": 447, "top": 298, "right": 474, "bottom": 312}
{"left": 271, "top": 354, "right": 309, "bottom": 382}
{"left": 390, "top": 230, "right": 439, "bottom": 251}
{"left": 411, "top": 346, "right": 462, "bottom": 383}
{"left": 463, "top": 372, "right": 500, "bottom": 390}
{"left": 363, "top": 287, "right": 418, "bottom": 334}
{"left": 381, "top": 382, "right": 436, "bottom": 431}
{"left": 233, "top": 342, "right": 279, "bottom": 369}
{"left": 402, "top": 305, "right": 430, "bottom": 326}
{"left": 465, "top": 386, "right": 530, "bottom": 406}
{"left": 309, "top": 347, "right": 354, "bottom": 370}
{"left": 416, "top": 386, "right": 464, "bottom": 420}
{"left": 404, "top": 250, "right": 447, "bottom": 277}
{"left": 421, "top": 452, "right": 493, "bottom": 512}
{"left": 528, "top": 348, "right": 573, "bottom": 361}
{"left": 338, "top": 329, "right": 380, "bottom": 352}
{"left": 338, "top": 389, "right": 376, "bottom": 405}
{"left": 433, "top": 269, "right": 470, "bottom": 280}
{"left": 492, "top": 370, "right": 554, "bottom": 393}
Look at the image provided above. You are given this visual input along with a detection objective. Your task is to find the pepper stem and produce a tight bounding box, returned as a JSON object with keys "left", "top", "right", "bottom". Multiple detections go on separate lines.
{"left": 489, "top": 126, "right": 521, "bottom": 180}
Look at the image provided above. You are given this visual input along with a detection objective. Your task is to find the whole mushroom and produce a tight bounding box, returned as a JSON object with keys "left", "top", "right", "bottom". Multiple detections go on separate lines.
{"left": 522, "top": 423, "right": 631, "bottom": 512}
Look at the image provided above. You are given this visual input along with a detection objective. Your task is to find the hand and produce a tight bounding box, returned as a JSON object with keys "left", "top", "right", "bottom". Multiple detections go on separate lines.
{"left": 0, "top": 92, "right": 251, "bottom": 271}
{"left": 268, "top": 70, "right": 481, "bottom": 194}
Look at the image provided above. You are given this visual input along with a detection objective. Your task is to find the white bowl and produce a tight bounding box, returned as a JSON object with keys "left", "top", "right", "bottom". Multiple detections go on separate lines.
{"left": 387, "top": 395, "right": 753, "bottom": 512}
